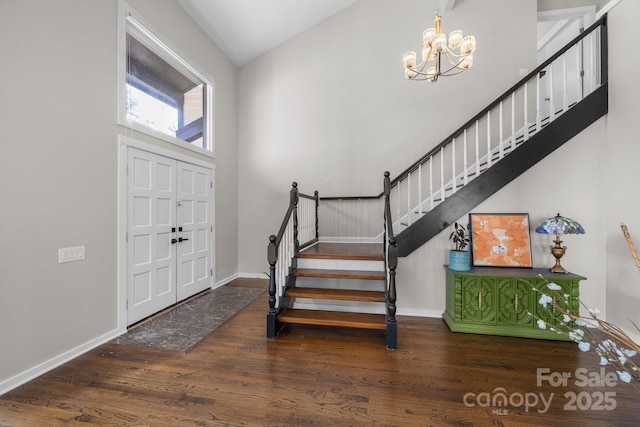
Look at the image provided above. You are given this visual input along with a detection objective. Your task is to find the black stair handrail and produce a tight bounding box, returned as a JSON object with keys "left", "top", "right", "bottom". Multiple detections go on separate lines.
{"left": 269, "top": 182, "right": 319, "bottom": 250}
{"left": 267, "top": 182, "right": 318, "bottom": 337}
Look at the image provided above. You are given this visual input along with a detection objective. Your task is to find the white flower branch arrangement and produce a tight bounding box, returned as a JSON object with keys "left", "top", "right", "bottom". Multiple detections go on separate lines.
{"left": 526, "top": 222, "right": 640, "bottom": 389}
{"left": 527, "top": 279, "right": 639, "bottom": 386}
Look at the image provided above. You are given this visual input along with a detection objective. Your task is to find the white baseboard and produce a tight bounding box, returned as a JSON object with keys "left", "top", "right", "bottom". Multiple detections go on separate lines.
{"left": 0, "top": 327, "right": 123, "bottom": 396}
{"left": 237, "top": 272, "right": 270, "bottom": 280}
{"left": 397, "top": 308, "right": 443, "bottom": 318}
{"left": 215, "top": 273, "right": 240, "bottom": 288}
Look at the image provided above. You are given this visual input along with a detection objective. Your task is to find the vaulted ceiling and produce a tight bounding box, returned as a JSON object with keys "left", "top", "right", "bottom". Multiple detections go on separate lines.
{"left": 177, "top": 0, "right": 461, "bottom": 66}
{"left": 177, "top": 0, "right": 358, "bottom": 66}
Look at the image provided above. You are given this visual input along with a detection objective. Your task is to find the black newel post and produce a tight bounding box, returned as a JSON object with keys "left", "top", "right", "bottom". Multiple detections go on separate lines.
{"left": 386, "top": 238, "right": 398, "bottom": 350}
{"left": 387, "top": 236, "right": 398, "bottom": 320}
{"left": 384, "top": 171, "right": 391, "bottom": 200}
{"left": 266, "top": 234, "right": 278, "bottom": 338}
{"left": 383, "top": 171, "right": 398, "bottom": 350}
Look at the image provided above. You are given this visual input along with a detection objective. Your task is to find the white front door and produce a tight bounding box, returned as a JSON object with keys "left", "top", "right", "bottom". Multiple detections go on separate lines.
{"left": 127, "top": 147, "right": 213, "bottom": 325}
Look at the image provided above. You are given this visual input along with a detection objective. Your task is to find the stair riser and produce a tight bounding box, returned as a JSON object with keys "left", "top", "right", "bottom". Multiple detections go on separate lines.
{"left": 295, "top": 277, "right": 384, "bottom": 291}
{"left": 291, "top": 300, "right": 385, "bottom": 315}
{"left": 297, "top": 258, "right": 384, "bottom": 271}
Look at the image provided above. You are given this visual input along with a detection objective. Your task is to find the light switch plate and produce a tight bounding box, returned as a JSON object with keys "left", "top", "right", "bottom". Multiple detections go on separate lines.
{"left": 59, "top": 246, "right": 86, "bottom": 263}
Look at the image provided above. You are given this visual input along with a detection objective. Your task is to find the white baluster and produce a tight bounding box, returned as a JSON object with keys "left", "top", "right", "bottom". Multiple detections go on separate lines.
{"left": 440, "top": 147, "right": 445, "bottom": 202}
{"left": 577, "top": 38, "right": 584, "bottom": 102}
{"left": 562, "top": 53, "right": 568, "bottom": 112}
{"left": 487, "top": 110, "right": 492, "bottom": 167}
{"left": 536, "top": 71, "right": 541, "bottom": 132}
{"left": 407, "top": 173, "right": 412, "bottom": 226}
{"left": 475, "top": 121, "right": 480, "bottom": 177}
{"left": 549, "top": 65, "right": 555, "bottom": 121}
{"left": 397, "top": 179, "right": 401, "bottom": 229}
{"left": 589, "top": 31, "right": 596, "bottom": 91}
{"left": 300, "top": 201, "right": 305, "bottom": 243}
{"left": 463, "top": 130, "right": 468, "bottom": 186}
{"left": 511, "top": 93, "right": 515, "bottom": 151}
{"left": 499, "top": 101, "right": 504, "bottom": 159}
{"left": 451, "top": 138, "right": 456, "bottom": 194}
{"left": 418, "top": 163, "right": 422, "bottom": 216}
{"left": 523, "top": 81, "right": 529, "bottom": 142}
{"left": 429, "top": 156, "right": 434, "bottom": 210}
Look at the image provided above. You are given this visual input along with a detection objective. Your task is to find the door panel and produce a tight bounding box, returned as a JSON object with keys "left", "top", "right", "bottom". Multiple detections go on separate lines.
{"left": 177, "top": 162, "right": 212, "bottom": 301}
{"left": 127, "top": 149, "right": 177, "bottom": 325}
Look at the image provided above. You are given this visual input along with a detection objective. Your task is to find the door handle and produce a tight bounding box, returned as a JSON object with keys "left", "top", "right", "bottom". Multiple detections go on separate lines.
{"left": 179, "top": 237, "right": 189, "bottom": 242}
{"left": 171, "top": 238, "right": 178, "bottom": 244}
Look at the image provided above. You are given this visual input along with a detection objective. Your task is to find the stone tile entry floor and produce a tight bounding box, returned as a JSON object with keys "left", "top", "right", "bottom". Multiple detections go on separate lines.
{"left": 111, "top": 286, "right": 265, "bottom": 352}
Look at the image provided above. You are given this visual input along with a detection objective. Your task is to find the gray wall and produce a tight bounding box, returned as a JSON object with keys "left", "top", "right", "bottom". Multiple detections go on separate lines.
{"left": 604, "top": 0, "right": 640, "bottom": 339}
{"left": 237, "top": 0, "right": 538, "bottom": 278}
{"left": 0, "top": 0, "right": 238, "bottom": 390}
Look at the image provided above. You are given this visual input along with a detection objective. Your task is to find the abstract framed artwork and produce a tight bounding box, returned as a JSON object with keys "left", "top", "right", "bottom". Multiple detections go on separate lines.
{"left": 469, "top": 213, "right": 533, "bottom": 268}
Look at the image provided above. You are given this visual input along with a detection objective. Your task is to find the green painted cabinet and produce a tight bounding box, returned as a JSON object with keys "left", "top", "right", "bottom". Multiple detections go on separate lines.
{"left": 443, "top": 267, "right": 585, "bottom": 341}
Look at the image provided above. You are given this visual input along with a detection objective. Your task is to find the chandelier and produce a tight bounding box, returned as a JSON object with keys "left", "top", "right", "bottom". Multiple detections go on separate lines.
{"left": 402, "top": 13, "right": 476, "bottom": 82}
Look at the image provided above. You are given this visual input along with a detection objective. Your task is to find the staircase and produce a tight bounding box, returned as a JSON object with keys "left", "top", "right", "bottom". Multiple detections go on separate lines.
{"left": 278, "top": 242, "right": 387, "bottom": 330}
{"left": 266, "top": 16, "right": 608, "bottom": 349}
{"left": 266, "top": 183, "right": 398, "bottom": 349}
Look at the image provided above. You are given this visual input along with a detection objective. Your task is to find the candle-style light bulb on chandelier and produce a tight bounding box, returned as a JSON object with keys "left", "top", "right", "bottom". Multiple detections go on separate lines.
{"left": 402, "top": 12, "right": 476, "bottom": 82}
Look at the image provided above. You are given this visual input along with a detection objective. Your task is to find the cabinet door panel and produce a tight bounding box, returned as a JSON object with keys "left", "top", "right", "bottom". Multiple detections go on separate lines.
{"left": 535, "top": 279, "right": 579, "bottom": 327}
{"left": 497, "top": 278, "right": 533, "bottom": 325}
{"left": 461, "top": 277, "right": 496, "bottom": 324}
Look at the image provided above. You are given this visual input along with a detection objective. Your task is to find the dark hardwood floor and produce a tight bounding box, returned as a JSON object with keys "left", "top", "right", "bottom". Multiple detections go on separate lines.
{"left": 1, "top": 279, "right": 639, "bottom": 426}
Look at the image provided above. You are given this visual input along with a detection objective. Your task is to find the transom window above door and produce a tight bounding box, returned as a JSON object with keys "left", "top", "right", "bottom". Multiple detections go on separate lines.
{"left": 118, "top": 1, "right": 215, "bottom": 157}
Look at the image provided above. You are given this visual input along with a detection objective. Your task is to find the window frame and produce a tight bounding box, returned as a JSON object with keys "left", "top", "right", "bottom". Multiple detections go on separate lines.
{"left": 117, "top": 1, "right": 215, "bottom": 158}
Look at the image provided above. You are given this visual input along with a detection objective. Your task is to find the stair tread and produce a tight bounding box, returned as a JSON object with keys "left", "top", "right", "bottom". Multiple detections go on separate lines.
{"left": 299, "top": 242, "right": 383, "bottom": 261}
{"left": 279, "top": 309, "right": 387, "bottom": 330}
{"left": 287, "top": 287, "right": 386, "bottom": 302}
{"left": 294, "top": 268, "right": 385, "bottom": 280}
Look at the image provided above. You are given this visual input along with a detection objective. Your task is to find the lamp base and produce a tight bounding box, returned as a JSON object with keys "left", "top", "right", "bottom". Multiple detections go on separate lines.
{"left": 550, "top": 263, "right": 568, "bottom": 274}
{"left": 549, "top": 235, "right": 569, "bottom": 274}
